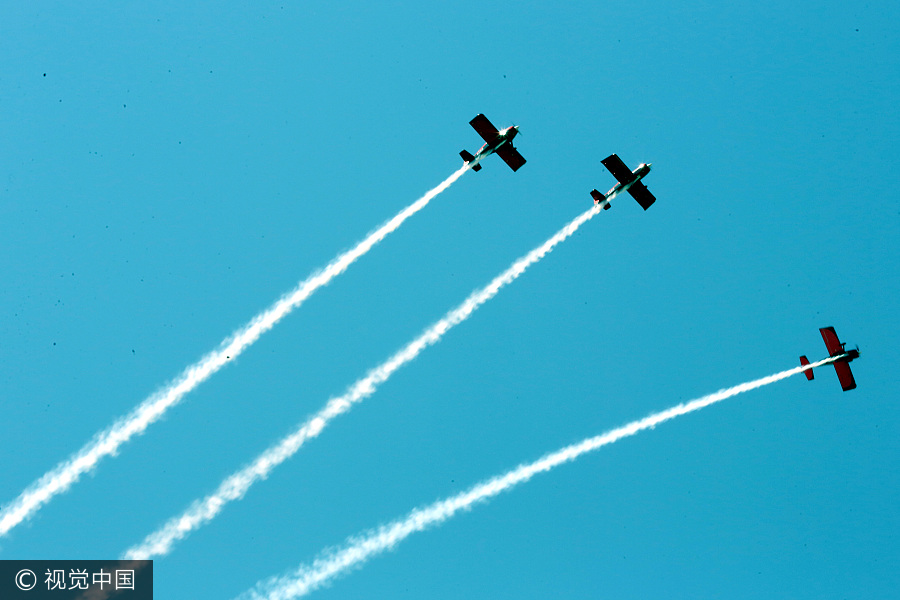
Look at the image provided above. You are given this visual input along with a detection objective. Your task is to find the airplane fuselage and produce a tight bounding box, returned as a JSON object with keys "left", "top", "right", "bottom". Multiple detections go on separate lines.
{"left": 603, "top": 163, "right": 651, "bottom": 199}
{"left": 469, "top": 126, "right": 519, "bottom": 168}
{"left": 842, "top": 348, "right": 860, "bottom": 361}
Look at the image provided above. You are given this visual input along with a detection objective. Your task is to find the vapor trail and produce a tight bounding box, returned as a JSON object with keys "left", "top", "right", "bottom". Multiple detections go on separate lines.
{"left": 236, "top": 356, "right": 842, "bottom": 600}
{"left": 124, "top": 202, "right": 606, "bottom": 559}
{"left": 0, "top": 166, "right": 468, "bottom": 539}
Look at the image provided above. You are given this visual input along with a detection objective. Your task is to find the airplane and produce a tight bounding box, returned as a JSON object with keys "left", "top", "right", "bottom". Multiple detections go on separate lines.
{"left": 800, "top": 327, "right": 860, "bottom": 391}
{"left": 459, "top": 114, "right": 526, "bottom": 172}
{"left": 590, "top": 154, "right": 655, "bottom": 210}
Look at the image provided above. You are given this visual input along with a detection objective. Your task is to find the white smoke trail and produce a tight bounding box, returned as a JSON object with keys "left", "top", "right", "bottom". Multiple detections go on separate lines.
{"left": 237, "top": 355, "right": 843, "bottom": 600}
{"left": 0, "top": 166, "right": 468, "bottom": 539}
{"left": 124, "top": 202, "right": 606, "bottom": 559}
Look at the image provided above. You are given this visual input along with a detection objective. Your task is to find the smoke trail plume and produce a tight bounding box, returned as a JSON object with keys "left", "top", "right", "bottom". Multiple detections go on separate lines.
{"left": 237, "top": 356, "right": 842, "bottom": 600}
{"left": 124, "top": 202, "right": 606, "bottom": 559}
{"left": 0, "top": 166, "right": 468, "bottom": 539}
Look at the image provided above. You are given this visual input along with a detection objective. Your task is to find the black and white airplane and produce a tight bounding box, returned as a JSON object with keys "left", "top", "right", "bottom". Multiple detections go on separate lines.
{"left": 460, "top": 114, "right": 526, "bottom": 172}
{"left": 591, "top": 154, "right": 655, "bottom": 210}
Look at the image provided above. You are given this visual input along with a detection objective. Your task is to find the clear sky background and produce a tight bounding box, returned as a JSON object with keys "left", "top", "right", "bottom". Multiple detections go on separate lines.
{"left": 2, "top": 1, "right": 898, "bottom": 598}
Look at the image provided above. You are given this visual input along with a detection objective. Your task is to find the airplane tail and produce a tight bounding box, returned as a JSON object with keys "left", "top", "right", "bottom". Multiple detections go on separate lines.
{"left": 460, "top": 150, "right": 481, "bottom": 172}
{"left": 799, "top": 355, "right": 814, "bottom": 380}
{"left": 590, "top": 189, "right": 611, "bottom": 210}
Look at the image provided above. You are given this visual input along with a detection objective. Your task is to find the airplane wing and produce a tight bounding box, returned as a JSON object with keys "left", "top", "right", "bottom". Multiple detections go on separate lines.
{"left": 469, "top": 114, "right": 500, "bottom": 143}
{"left": 601, "top": 154, "right": 637, "bottom": 185}
{"left": 819, "top": 327, "right": 845, "bottom": 357}
{"left": 832, "top": 360, "right": 857, "bottom": 391}
{"left": 627, "top": 181, "right": 656, "bottom": 210}
{"left": 819, "top": 327, "right": 856, "bottom": 391}
{"left": 495, "top": 144, "right": 526, "bottom": 172}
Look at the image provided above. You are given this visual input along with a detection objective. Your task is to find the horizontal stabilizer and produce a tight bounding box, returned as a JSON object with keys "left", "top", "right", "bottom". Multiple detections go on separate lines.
{"left": 590, "top": 189, "right": 611, "bottom": 209}
{"left": 800, "top": 356, "right": 814, "bottom": 380}
{"left": 460, "top": 150, "right": 482, "bottom": 171}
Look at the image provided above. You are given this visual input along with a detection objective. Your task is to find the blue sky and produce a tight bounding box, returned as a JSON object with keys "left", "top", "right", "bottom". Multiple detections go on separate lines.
{"left": 2, "top": 1, "right": 898, "bottom": 598}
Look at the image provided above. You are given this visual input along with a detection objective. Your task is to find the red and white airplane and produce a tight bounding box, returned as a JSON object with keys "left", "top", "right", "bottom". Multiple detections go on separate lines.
{"left": 800, "top": 327, "right": 860, "bottom": 391}
{"left": 460, "top": 114, "right": 526, "bottom": 172}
